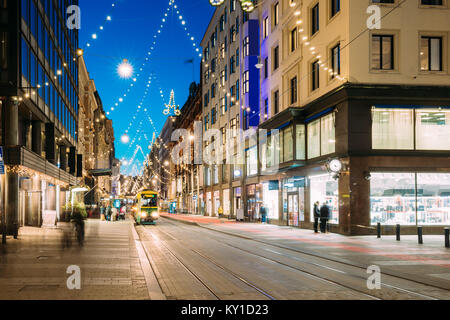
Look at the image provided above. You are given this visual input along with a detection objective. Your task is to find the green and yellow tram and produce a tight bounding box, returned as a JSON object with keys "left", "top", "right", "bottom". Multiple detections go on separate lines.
{"left": 134, "top": 190, "right": 160, "bottom": 225}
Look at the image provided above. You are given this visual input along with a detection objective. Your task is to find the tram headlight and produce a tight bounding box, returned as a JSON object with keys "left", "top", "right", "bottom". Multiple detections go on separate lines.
{"left": 151, "top": 211, "right": 159, "bottom": 219}
{"left": 140, "top": 212, "right": 147, "bottom": 218}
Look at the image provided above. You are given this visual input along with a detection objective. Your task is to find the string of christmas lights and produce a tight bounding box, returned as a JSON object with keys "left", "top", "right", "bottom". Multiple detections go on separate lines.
{"left": 83, "top": 0, "right": 120, "bottom": 50}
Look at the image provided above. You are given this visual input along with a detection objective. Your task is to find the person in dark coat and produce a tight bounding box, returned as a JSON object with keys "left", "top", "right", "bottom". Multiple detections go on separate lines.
{"left": 319, "top": 202, "right": 330, "bottom": 233}
{"left": 313, "top": 201, "right": 320, "bottom": 233}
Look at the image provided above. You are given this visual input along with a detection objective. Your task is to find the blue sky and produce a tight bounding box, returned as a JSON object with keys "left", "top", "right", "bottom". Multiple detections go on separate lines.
{"left": 79, "top": 0, "right": 214, "bottom": 175}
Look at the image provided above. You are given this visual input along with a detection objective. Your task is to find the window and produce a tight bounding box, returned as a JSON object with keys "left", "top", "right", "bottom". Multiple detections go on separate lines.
{"left": 231, "top": 118, "right": 237, "bottom": 137}
{"left": 204, "top": 113, "right": 210, "bottom": 131}
{"left": 421, "top": 0, "right": 443, "bottom": 4}
{"left": 372, "top": 106, "right": 450, "bottom": 151}
{"left": 236, "top": 49, "right": 240, "bottom": 67}
{"left": 220, "top": 70, "right": 226, "bottom": 86}
{"left": 263, "top": 17, "right": 269, "bottom": 39}
{"left": 264, "top": 98, "right": 269, "bottom": 119}
{"left": 220, "top": 97, "right": 227, "bottom": 115}
{"left": 273, "top": 2, "right": 279, "bottom": 27}
{"left": 307, "top": 113, "right": 335, "bottom": 159}
{"left": 243, "top": 70, "right": 249, "bottom": 93}
{"left": 283, "top": 126, "right": 294, "bottom": 162}
{"left": 212, "top": 106, "right": 217, "bottom": 125}
{"left": 290, "top": 27, "right": 297, "bottom": 52}
{"left": 312, "top": 60, "right": 320, "bottom": 91}
{"left": 264, "top": 57, "right": 269, "bottom": 79}
{"left": 243, "top": 37, "right": 250, "bottom": 57}
{"left": 311, "top": 4, "right": 319, "bottom": 36}
{"left": 372, "top": 108, "right": 414, "bottom": 150}
{"left": 420, "top": 36, "right": 442, "bottom": 71}
{"left": 211, "top": 83, "right": 216, "bottom": 98}
{"left": 331, "top": 0, "right": 340, "bottom": 17}
{"left": 416, "top": 108, "right": 450, "bottom": 150}
{"left": 273, "top": 46, "right": 279, "bottom": 70}
{"left": 290, "top": 76, "right": 298, "bottom": 105}
{"left": 296, "top": 125, "right": 306, "bottom": 160}
{"left": 230, "top": 0, "right": 236, "bottom": 12}
{"left": 372, "top": 35, "right": 394, "bottom": 70}
{"left": 273, "top": 90, "right": 279, "bottom": 114}
{"left": 211, "top": 58, "right": 217, "bottom": 73}
{"left": 220, "top": 15, "right": 225, "bottom": 32}
{"left": 230, "top": 56, "right": 235, "bottom": 74}
{"left": 246, "top": 146, "right": 258, "bottom": 176}
{"left": 331, "top": 44, "right": 341, "bottom": 78}
{"left": 372, "top": 0, "right": 394, "bottom": 3}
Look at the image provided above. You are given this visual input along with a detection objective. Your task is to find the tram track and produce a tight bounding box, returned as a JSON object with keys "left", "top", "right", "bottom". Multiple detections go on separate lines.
{"left": 153, "top": 225, "right": 380, "bottom": 300}
{"left": 144, "top": 226, "right": 276, "bottom": 300}
{"left": 159, "top": 218, "right": 447, "bottom": 300}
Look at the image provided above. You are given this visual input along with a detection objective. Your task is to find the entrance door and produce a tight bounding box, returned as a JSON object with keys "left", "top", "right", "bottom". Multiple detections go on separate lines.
{"left": 288, "top": 194, "right": 299, "bottom": 227}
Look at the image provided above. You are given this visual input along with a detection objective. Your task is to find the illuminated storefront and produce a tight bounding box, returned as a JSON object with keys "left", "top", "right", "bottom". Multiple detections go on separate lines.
{"left": 282, "top": 177, "right": 305, "bottom": 227}
{"left": 309, "top": 174, "right": 339, "bottom": 224}
{"left": 370, "top": 172, "right": 450, "bottom": 225}
{"left": 262, "top": 181, "right": 279, "bottom": 220}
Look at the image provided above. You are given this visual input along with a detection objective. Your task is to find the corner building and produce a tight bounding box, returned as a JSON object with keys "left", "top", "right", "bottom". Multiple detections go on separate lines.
{"left": 201, "top": 0, "right": 450, "bottom": 235}
{"left": 0, "top": 0, "right": 80, "bottom": 233}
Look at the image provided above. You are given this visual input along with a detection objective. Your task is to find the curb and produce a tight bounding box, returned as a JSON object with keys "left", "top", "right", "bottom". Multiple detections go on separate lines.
{"left": 131, "top": 222, "right": 167, "bottom": 300}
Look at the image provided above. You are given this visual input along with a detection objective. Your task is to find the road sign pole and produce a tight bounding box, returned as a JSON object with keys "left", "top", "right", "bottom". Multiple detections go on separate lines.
{"left": 1, "top": 176, "right": 5, "bottom": 245}
{"left": 0, "top": 147, "right": 5, "bottom": 244}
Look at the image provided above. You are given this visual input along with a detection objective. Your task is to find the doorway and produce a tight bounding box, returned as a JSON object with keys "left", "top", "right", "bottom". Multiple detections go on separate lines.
{"left": 288, "top": 193, "right": 299, "bottom": 227}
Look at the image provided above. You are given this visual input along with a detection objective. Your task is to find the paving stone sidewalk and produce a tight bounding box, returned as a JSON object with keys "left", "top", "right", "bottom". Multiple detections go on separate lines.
{"left": 0, "top": 219, "right": 153, "bottom": 300}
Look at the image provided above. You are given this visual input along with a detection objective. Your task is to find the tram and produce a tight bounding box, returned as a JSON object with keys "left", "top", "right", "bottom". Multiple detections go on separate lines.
{"left": 134, "top": 190, "right": 160, "bottom": 225}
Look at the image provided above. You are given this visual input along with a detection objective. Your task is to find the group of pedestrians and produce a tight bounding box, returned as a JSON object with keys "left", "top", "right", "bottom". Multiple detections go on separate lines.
{"left": 100, "top": 205, "right": 127, "bottom": 222}
{"left": 313, "top": 201, "right": 331, "bottom": 234}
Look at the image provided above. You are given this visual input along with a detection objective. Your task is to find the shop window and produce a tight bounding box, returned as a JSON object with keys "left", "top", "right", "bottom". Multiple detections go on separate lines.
{"left": 372, "top": 107, "right": 450, "bottom": 151}
{"left": 296, "top": 125, "right": 306, "bottom": 160}
{"left": 372, "top": 108, "right": 414, "bottom": 150}
{"left": 321, "top": 113, "right": 336, "bottom": 155}
{"left": 263, "top": 182, "right": 279, "bottom": 220}
{"left": 310, "top": 175, "right": 339, "bottom": 224}
{"left": 370, "top": 173, "right": 416, "bottom": 225}
{"left": 246, "top": 146, "right": 258, "bottom": 177}
{"left": 416, "top": 109, "right": 450, "bottom": 150}
{"left": 417, "top": 173, "right": 450, "bottom": 225}
{"left": 307, "top": 119, "right": 321, "bottom": 159}
{"left": 283, "top": 126, "right": 294, "bottom": 162}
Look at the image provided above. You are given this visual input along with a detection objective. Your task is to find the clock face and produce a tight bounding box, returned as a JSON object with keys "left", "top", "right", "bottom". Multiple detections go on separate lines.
{"left": 329, "top": 159, "right": 343, "bottom": 173}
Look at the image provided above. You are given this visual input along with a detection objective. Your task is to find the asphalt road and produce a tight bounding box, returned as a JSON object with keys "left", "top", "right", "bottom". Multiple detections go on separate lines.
{"left": 136, "top": 218, "right": 450, "bottom": 300}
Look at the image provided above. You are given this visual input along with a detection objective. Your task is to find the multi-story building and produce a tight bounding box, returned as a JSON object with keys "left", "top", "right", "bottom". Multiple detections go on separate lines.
{"left": 200, "top": 0, "right": 450, "bottom": 234}
{"left": 171, "top": 82, "right": 203, "bottom": 215}
{"left": 78, "top": 57, "right": 118, "bottom": 207}
{"left": 1, "top": 0, "right": 81, "bottom": 233}
{"left": 201, "top": 1, "right": 261, "bottom": 219}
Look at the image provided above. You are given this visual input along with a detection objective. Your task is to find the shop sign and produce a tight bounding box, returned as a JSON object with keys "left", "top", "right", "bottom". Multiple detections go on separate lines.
{"left": 0, "top": 147, "right": 4, "bottom": 175}
{"left": 268, "top": 180, "right": 279, "bottom": 190}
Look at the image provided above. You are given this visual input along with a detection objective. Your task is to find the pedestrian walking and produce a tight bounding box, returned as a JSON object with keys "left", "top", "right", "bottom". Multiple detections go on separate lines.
{"left": 320, "top": 202, "right": 330, "bottom": 233}
{"left": 313, "top": 201, "right": 320, "bottom": 233}
{"left": 260, "top": 206, "right": 268, "bottom": 224}
{"left": 100, "top": 206, "right": 106, "bottom": 221}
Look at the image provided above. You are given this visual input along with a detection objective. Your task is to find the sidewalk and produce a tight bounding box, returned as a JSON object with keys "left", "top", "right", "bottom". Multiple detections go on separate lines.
{"left": 0, "top": 219, "right": 157, "bottom": 300}
{"left": 161, "top": 213, "right": 450, "bottom": 289}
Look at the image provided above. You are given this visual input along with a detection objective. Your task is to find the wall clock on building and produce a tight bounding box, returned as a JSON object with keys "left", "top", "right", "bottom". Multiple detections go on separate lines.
{"left": 209, "top": 0, "right": 225, "bottom": 6}
{"left": 328, "top": 159, "right": 343, "bottom": 173}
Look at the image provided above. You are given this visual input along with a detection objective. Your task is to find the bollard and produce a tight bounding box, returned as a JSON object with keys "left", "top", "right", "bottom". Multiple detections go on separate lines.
{"left": 377, "top": 222, "right": 381, "bottom": 238}
{"left": 418, "top": 226, "right": 423, "bottom": 244}
{"left": 396, "top": 224, "right": 400, "bottom": 241}
{"left": 445, "top": 228, "right": 449, "bottom": 248}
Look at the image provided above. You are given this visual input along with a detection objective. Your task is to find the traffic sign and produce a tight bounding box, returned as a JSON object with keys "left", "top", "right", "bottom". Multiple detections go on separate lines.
{"left": 0, "top": 147, "right": 5, "bottom": 175}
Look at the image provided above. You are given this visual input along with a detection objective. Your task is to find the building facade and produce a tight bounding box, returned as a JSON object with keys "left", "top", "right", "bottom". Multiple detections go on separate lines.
{"left": 78, "top": 57, "right": 118, "bottom": 207}
{"left": 198, "top": 0, "right": 450, "bottom": 234}
{"left": 1, "top": 0, "right": 81, "bottom": 233}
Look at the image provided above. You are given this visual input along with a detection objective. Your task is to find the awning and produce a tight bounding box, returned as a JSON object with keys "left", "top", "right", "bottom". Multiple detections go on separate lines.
{"left": 88, "top": 169, "right": 112, "bottom": 177}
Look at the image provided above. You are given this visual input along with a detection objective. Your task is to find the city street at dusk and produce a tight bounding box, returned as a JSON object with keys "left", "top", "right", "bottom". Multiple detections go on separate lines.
{"left": 0, "top": 0, "right": 449, "bottom": 315}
